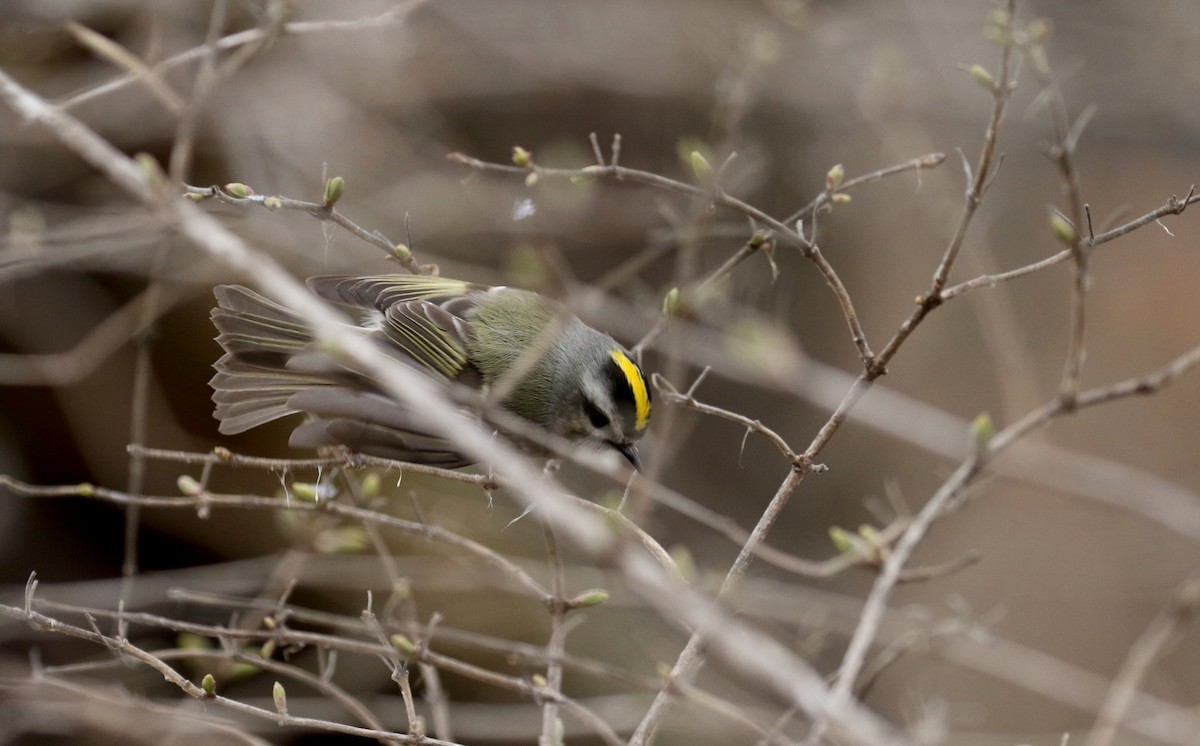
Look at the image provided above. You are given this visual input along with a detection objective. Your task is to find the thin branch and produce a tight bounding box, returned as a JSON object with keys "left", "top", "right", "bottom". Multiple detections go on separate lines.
{"left": 0, "top": 284, "right": 189, "bottom": 385}
{"left": 447, "top": 151, "right": 876, "bottom": 365}
{"left": 0, "top": 476, "right": 552, "bottom": 602}
{"left": 1087, "top": 578, "right": 1200, "bottom": 746}
{"left": 941, "top": 185, "right": 1200, "bottom": 301}
{"left": 821, "top": 340, "right": 1200, "bottom": 731}
{"left": 782, "top": 152, "right": 947, "bottom": 227}
{"left": 126, "top": 444, "right": 500, "bottom": 490}
{"left": 652, "top": 372, "right": 805, "bottom": 467}
{"left": 539, "top": 520, "right": 568, "bottom": 746}
{"left": 183, "top": 184, "right": 425, "bottom": 274}
{"left": 57, "top": 5, "right": 426, "bottom": 111}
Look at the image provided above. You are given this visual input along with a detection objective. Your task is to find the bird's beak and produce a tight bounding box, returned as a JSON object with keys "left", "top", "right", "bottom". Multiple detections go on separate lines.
{"left": 612, "top": 441, "right": 642, "bottom": 471}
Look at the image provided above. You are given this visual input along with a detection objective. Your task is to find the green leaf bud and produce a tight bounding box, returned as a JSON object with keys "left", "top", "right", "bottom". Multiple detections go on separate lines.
{"left": 970, "top": 411, "right": 996, "bottom": 452}
{"left": 969, "top": 64, "right": 996, "bottom": 91}
{"left": 662, "top": 286, "right": 681, "bottom": 315}
{"left": 1050, "top": 212, "right": 1077, "bottom": 245}
{"left": 825, "top": 163, "right": 844, "bottom": 190}
{"left": 829, "top": 526, "right": 857, "bottom": 555}
{"left": 569, "top": 589, "right": 609, "bottom": 608}
{"left": 689, "top": 150, "right": 714, "bottom": 182}
{"left": 323, "top": 176, "right": 345, "bottom": 207}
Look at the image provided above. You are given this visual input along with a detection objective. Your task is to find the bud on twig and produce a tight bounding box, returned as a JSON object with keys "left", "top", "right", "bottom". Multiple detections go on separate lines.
{"left": 1050, "top": 212, "right": 1077, "bottom": 245}
{"left": 825, "top": 163, "right": 844, "bottom": 191}
{"left": 272, "top": 681, "right": 287, "bottom": 715}
{"left": 662, "top": 287, "right": 681, "bottom": 316}
{"left": 569, "top": 589, "right": 609, "bottom": 608}
{"left": 224, "top": 182, "right": 252, "bottom": 199}
{"left": 201, "top": 673, "right": 216, "bottom": 697}
{"left": 323, "top": 176, "right": 345, "bottom": 208}
{"left": 512, "top": 146, "right": 533, "bottom": 168}
{"left": 390, "top": 633, "right": 415, "bottom": 655}
{"left": 689, "top": 150, "right": 714, "bottom": 182}
{"left": 969, "top": 411, "right": 996, "bottom": 453}
{"left": 969, "top": 64, "right": 996, "bottom": 91}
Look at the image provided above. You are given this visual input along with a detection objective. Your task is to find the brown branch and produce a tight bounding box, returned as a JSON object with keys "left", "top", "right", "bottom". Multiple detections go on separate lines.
{"left": 183, "top": 184, "right": 425, "bottom": 274}
{"left": 57, "top": 4, "right": 426, "bottom": 111}
{"left": 447, "top": 150, "right": 876, "bottom": 366}
{"left": 1087, "top": 578, "right": 1200, "bottom": 746}
{"left": 0, "top": 476, "right": 551, "bottom": 602}
{"left": 783, "top": 152, "right": 947, "bottom": 227}
{"left": 941, "top": 185, "right": 1200, "bottom": 302}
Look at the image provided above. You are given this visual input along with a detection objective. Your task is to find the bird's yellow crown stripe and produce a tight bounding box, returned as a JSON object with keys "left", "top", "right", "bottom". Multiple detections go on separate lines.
{"left": 611, "top": 349, "right": 650, "bottom": 431}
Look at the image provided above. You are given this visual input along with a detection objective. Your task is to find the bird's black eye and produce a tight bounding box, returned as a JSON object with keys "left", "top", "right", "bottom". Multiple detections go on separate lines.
{"left": 583, "top": 400, "right": 610, "bottom": 429}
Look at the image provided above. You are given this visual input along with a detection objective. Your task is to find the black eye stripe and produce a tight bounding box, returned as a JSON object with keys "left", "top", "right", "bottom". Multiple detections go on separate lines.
{"left": 583, "top": 399, "right": 610, "bottom": 428}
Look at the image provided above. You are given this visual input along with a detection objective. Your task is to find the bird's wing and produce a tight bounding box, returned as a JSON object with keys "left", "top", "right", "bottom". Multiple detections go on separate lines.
{"left": 306, "top": 275, "right": 483, "bottom": 310}
{"left": 380, "top": 300, "right": 474, "bottom": 381}
{"left": 308, "top": 274, "right": 484, "bottom": 383}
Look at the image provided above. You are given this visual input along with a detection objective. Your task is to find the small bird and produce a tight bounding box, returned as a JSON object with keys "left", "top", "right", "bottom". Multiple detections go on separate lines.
{"left": 210, "top": 275, "right": 651, "bottom": 469}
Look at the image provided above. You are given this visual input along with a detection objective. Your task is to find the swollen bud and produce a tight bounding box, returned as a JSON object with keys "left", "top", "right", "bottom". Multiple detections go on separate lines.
{"left": 202, "top": 673, "right": 216, "bottom": 697}
{"left": 689, "top": 150, "right": 714, "bottom": 182}
{"left": 323, "top": 176, "right": 345, "bottom": 208}
{"left": 969, "top": 64, "right": 996, "bottom": 91}
{"left": 512, "top": 146, "right": 533, "bottom": 168}
{"left": 135, "top": 152, "right": 164, "bottom": 186}
{"left": 662, "top": 287, "right": 681, "bottom": 315}
{"left": 1050, "top": 212, "right": 1077, "bottom": 245}
{"left": 390, "top": 633, "right": 415, "bottom": 655}
{"left": 825, "top": 163, "right": 844, "bottom": 191}
{"left": 829, "top": 526, "right": 857, "bottom": 555}
{"left": 289, "top": 482, "right": 320, "bottom": 503}
{"left": 569, "top": 589, "right": 609, "bottom": 608}
{"left": 969, "top": 411, "right": 996, "bottom": 453}
{"left": 272, "top": 681, "right": 287, "bottom": 714}
{"left": 177, "top": 475, "right": 203, "bottom": 496}
{"left": 394, "top": 243, "right": 412, "bottom": 262}
{"left": 263, "top": 196, "right": 283, "bottom": 209}
{"left": 224, "top": 182, "right": 252, "bottom": 199}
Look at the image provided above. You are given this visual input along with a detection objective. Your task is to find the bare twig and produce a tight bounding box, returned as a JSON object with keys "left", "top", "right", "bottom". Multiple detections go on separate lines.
{"left": 1087, "top": 578, "right": 1200, "bottom": 746}
{"left": 782, "top": 152, "right": 947, "bottom": 227}
{"left": 941, "top": 185, "right": 1200, "bottom": 301}
{"left": 0, "top": 476, "right": 552, "bottom": 602}
{"left": 539, "top": 520, "right": 568, "bottom": 746}
{"left": 447, "top": 151, "right": 876, "bottom": 366}
{"left": 183, "top": 184, "right": 425, "bottom": 274}
{"left": 821, "top": 341, "right": 1200, "bottom": 733}
{"left": 57, "top": 5, "right": 426, "bottom": 111}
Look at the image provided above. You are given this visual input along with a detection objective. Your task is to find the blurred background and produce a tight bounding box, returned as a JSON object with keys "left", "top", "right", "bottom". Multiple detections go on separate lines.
{"left": 1, "top": 0, "right": 1199, "bottom": 743}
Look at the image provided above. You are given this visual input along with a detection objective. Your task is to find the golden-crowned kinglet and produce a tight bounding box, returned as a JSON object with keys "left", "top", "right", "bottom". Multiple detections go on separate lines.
{"left": 210, "top": 274, "right": 651, "bottom": 468}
